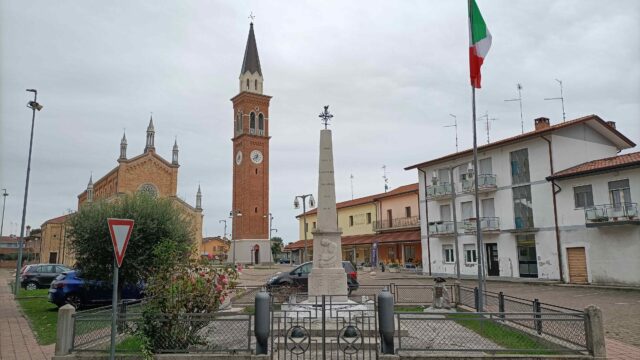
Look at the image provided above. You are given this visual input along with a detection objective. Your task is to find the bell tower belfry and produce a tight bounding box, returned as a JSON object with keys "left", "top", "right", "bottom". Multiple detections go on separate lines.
{"left": 230, "top": 22, "right": 272, "bottom": 264}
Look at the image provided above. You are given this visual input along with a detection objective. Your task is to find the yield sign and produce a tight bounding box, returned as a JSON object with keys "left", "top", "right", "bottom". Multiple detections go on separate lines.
{"left": 107, "top": 218, "right": 135, "bottom": 268}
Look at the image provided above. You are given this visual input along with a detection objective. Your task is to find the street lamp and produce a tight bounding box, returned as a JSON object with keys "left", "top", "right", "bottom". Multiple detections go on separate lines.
{"left": 294, "top": 194, "right": 315, "bottom": 263}
{"left": 15, "top": 89, "right": 42, "bottom": 294}
{"left": 229, "top": 210, "right": 242, "bottom": 265}
{"left": 264, "top": 213, "right": 278, "bottom": 265}
{"left": 0, "top": 189, "right": 8, "bottom": 237}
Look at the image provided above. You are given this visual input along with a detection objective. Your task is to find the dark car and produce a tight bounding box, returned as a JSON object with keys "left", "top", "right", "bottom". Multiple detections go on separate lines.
{"left": 21, "top": 264, "right": 71, "bottom": 290}
{"left": 48, "top": 270, "right": 144, "bottom": 309}
{"left": 266, "top": 261, "right": 359, "bottom": 294}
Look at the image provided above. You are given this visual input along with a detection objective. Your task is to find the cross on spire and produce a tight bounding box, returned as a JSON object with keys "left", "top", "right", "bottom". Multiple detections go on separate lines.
{"left": 319, "top": 105, "right": 333, "bottom": 129}
{"left": 248, "top": 11, "right": 255, "bottom": 23}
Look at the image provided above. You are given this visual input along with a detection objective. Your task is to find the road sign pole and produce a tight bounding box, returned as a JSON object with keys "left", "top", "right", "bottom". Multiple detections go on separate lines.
{"left": 110, "top": 258, "right": 118, "bottom": 360}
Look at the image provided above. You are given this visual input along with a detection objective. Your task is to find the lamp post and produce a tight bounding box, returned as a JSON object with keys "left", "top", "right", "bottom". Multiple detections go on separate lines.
{"left": 294, "top": 194, "right": 315, "bottom": 263}
{"left": 15, "top": 89, "right": 42, "bottom": 294}
{"left": 264, "top": 213, "right": 277, "bottom": 265}
{"left": 229, "top": 210, "right": 242, "bottom": 265}
{"left": 0, "top": 189, "right": 8, "bottom": 237}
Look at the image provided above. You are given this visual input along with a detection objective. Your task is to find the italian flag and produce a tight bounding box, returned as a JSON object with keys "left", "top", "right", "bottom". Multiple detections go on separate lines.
{"left": 468, "top": 0, "right": 492, "bottom": 88}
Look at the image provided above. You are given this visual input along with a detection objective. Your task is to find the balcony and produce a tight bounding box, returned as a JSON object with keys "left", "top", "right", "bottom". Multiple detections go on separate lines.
{"left": 585, "top": 203, "right": 639, "bottom": 227}
{"left": 462, "top": 217, "right": 500, "bottom": 234}
{"left": 373, "top": 216, "right": 420, "bottom": 232}
{"left": 426, "top": 183, "right": 453, "bottom": 200}
{"left": 461, "top": 174, "right": 497, "bottom": 194}
{"left": 428, "top": 221, "right": 456, "bottom": 236}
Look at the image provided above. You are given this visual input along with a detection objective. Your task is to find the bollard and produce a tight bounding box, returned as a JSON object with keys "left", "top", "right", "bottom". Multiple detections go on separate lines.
{"left": 254, "top": 289, "right": 270, "bottom": 355}
{"left": 474, "top": 287, "right": 479, "bottom": 311}
{"left": 533, "top": 299, "right": 542, "bottom": 335}
{"left": 498, "top": 291, "right": 505, "bottom": 318}
{"left": 55, "top": 304, "right": 76, "bottom": 356}
{"left": 585, "top": 305, "right": 606, "bottom": 358}
{"left": 378, "top": 288, "right": 395, "bottom": 354}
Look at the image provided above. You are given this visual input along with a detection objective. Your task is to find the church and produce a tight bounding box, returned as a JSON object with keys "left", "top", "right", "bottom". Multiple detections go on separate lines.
{"left": 39, "top": 120, "right": 203, "bottom": 266}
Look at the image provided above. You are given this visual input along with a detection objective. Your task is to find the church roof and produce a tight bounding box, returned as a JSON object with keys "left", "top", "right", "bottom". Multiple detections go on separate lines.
{"left": 240, "top": 23, "right": 262, "bottom": 76}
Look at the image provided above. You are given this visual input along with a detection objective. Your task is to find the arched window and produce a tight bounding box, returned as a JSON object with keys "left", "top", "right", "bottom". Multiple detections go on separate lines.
{"left": 258, "top": 113, "right": 264, "bottom": 131}
{"left": 254, "top": 79, "right": 258, "bottom": 90}
{"left": 238, "top": 112, "right": 243, "bottom": 131}
{"left": 250, "top": 112, "right": 256, "bottom": 131}
{"left": 246, "top": 79, "right": 250, "bottom": 89}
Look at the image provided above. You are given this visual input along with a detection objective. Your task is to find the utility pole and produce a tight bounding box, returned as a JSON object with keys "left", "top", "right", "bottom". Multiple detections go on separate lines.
{"left": 0, "top": 189, "right": 8, "bottom": 237}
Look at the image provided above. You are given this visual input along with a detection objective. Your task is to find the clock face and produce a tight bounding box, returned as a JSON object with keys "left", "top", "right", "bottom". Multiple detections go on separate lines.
{"left": 235, "top": 151, "right": 243, "bottom": 165}
{"left": 250, "top": 150, "right": 263, "bottom": 164}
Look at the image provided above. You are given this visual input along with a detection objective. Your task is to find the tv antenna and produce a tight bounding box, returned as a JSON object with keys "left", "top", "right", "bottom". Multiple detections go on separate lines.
{"left": 350, "top": 174, "right": 355, "bottom": 200}
{"left": 382, "top": 165, "right": 389, "bottom": 192}
{"left": 444, "top": 114, "right": 459, "bottom": 152}
{"left": 544, "top": 79, "right": 566, "bottom": 122}
{"left": 504, "top": 83, "right": 524, "bottom": 133}
{"left": 478, "top": 111, "right": 498, "bottom": 144}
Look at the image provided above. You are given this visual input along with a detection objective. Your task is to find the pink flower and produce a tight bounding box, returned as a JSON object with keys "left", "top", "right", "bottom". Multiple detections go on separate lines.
{"left": 220, "top": 295, "right": 225, "bottom": 303}
{"left": 215, "top": 284, "right": 223, "bottom": 292}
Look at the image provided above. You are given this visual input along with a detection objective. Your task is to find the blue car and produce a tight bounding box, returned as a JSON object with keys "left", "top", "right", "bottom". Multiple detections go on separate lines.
{"left": 48, "top": 270, "right": 144, "bottom": 309}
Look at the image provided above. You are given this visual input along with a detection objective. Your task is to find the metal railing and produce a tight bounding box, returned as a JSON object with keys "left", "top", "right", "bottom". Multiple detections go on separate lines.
{"left": 461, "top": 174, "right": 498, "bottom": 193}
{"left": 428, "top": 221, "right": 455, "bottom": 235}
{"left": 373, "top": 216, "right": 420, "bottom": 231}
{"left": 585, "top": 203, "right": 639, "bottom": 224}
{"left": 426, "top": 183, "right": 452, "bottom": 199}
{"left": 462, "top": 217, "right": 500, "bottom": 232}
{"left": 72, "top": 300, "right": 144, "bottom": 352}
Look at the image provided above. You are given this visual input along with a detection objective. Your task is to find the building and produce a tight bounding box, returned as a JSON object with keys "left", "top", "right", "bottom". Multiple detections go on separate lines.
{"left": 286, "top": 184, "right": 422, "bottom": 267}
{"left": 405, "top": 115, "right": 636, "bottom": 283}
{"left": 230, "top": 22, "right": 272, "bottom": 264}
{"left": 546, "top": 151, "right": 639, "bottom": 285}
{"left": 201, "top": 236, "right": 231, "bottom": 262}
{"left": 39, "top": 121, "right": 203, "bottom": 267}
{"left": 0, "top": 233, "right": 41, "bottom": 268}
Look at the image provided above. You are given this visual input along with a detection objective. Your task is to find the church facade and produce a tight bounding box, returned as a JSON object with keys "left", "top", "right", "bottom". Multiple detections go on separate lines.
{"left": 40, "top": 120, "right": 203, "bottom": 267}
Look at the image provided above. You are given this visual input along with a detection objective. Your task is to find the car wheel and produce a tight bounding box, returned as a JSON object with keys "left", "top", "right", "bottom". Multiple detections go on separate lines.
{"left": 25, "top": 282, "right": 38, "bottom": 291}
{"left": 65, "top": 294, "right": 82, "bottom": 309}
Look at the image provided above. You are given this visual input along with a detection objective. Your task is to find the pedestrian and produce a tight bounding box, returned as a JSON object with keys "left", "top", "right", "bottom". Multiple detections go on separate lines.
{"left": 380, "top": 262, "right": 385, "bottom": 272}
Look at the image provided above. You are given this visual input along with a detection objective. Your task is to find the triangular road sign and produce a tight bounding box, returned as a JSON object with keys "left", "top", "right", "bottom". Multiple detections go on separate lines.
{"left": 107, "top": 218, "right": 135, "bottom": 268}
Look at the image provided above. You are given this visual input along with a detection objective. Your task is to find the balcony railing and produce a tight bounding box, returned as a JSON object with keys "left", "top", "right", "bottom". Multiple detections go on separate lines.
{"left": 462, "top": 217, "right": 500, "bottom": 233}
{"left": 585, "top": 203, "right": 639, "bottom": 227}
{"left": 428, "top": 221, "right": 456, "bottom": 236}
{"left": 429, "top": 218, "right": 501, "bottom": 237}
{"left": 426, "top": 183, "right": 452, "bottom": 200}
{"left": 373, "top": 216, "right": 420, "bottom": 231}
{"left": 461, "top": 174, "right": 497, "bottom": 193}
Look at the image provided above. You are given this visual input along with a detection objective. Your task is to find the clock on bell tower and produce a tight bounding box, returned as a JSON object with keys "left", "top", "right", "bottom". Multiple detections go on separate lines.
{"left": 230, "top": 22, "right": 272, "bottom": 264}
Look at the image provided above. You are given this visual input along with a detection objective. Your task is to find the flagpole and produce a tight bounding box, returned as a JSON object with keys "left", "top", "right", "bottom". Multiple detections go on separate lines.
{"left": 471, "top": 86, "right": 486, "bottom": 312}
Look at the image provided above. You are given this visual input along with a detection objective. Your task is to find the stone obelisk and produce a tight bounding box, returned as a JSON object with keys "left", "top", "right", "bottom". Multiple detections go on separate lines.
{"left": 308, "top": 106, "right": 348, "bottom": 301}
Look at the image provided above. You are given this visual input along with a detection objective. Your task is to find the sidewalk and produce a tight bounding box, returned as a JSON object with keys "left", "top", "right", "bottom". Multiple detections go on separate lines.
{"left": 0, "top": 269, "right": 54, "bottom": 360}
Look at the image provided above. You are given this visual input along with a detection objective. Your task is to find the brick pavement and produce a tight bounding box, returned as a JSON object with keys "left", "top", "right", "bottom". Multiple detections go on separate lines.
{"left": 0, "top": 269, "right": 54, "bottom": 360}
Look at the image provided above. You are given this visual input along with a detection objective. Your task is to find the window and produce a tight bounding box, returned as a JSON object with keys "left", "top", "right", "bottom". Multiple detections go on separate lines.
{"left": 464, "top": 244, "right": 477, "bottom": 263}
{"left": 513, "top": 185, "right": 534, "bottom": 229}
{"left": 387, "top": 209, "right": 393, "bottom": 227}
{"left": 608, "top": 179, "right": 631, "bottom": 206}
{"left": 404, "top": 245, "right": 416, "bottom": 262}
{"left": 443, "top": 245, "right": 455, "bottom": 263}
{"left": 258, "top": 113, "right": 264, "bottom": 130}
{"left": 246, "top": 79, "right": 250, "bottom": 89}
{"left": 438, "top": 169, "right": 450, "bottom": 183}
{"left": 366, "top": 212, "right": 372, "bottom": 224}
{"left": 297, "top": 263, "right": 312, "bottom": 274}
{"left": 510, "top": 148, "right": 530, "bottom": 184}
{"left": 405, "top": 206, "right": 411, "bottom": 217}
{"left": 461, "top": 201, "right": 473, "bottom": 220}
{"left": 254, "top": 79, "right": 258, "bottom": 90}
{"left": 313, "top": 222, "right": 316, "bottom": 229}
{"left": 479, "top": 157, "right": 493, "bottom": 175}
{"left": 349, "top": 216, "right": 354, "bottom": 227}
{"left": 481, "top": 198, "right": 495, "bottom": 217}
{"left": 574, "top": 185, "right": 594, "bottom": 208}
{"left": 440, "top": 204, "right": 451, "bottom": 222}
{"left": 250, "top": 112, "right": 256, "bottom": 130}
{"left": 254, "top": 207, "right": 258, "bottom": 213}
{"left": 388, "top": 247, "right": 396, "bottom": 260}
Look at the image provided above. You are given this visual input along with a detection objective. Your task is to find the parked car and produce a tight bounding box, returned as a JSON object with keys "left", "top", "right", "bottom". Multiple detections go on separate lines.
{"left": 278, "top": 258, "right": 291, "bottom": 264}
{"left": 20, "top": 264, "right": 71, "bottom": 290}
{"left": 48, "top": 270, "right": 144, "bottom": 309}
{"left": 266, "top": 261, "right": 359, "bottom": 295}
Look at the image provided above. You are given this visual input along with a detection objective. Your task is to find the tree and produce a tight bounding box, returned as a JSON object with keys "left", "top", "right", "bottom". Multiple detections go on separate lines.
{"left": 68, "top": 193, "right": 194, "bottom": 285}
{"left": 271, "top": 236, "right": 283, "bottom": 260}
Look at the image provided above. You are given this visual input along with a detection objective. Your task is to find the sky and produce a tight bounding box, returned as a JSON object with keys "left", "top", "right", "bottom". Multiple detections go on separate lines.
{"left": 1, "top": 1, "right": 639, "bottom": 245}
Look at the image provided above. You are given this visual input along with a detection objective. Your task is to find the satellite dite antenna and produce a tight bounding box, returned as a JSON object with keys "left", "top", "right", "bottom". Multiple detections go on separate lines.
{"left": 382, "top": 165, "right": 389, "bottom": 192}
{"left": 478, "top": 111, "right": 498, "bottom": 144}
{"left": 504, "top": 83, "right": 524, "bottom": 133}
{"left": 444, "top": 114, "right": 459, "bottom": 152}
{"left": 350, "top": 174, "right": 355, "bottom": 200}
{"left": 544, "top": 79, "right": 566, "bottom": 122}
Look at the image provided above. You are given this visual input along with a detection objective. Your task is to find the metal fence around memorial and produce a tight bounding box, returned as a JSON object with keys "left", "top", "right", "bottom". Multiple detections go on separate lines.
{"left": 396, "top": 311, "right": 588, "bottom": 355}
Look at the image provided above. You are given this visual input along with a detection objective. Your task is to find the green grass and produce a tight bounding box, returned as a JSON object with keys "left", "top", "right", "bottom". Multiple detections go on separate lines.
{"left": 394, "top": 305, "right": 424, "bottom": 312}
{"left": 15, "top": 288, "right": 49, "bottom": 298}
{"left": 448, "top": 313, "right": 556, "bottom": 354}
{"left": 17, "top": 296, "right": 59, "bottom": 345}
{"left": 116, "top": 335, "right": 145, "bottom": 352}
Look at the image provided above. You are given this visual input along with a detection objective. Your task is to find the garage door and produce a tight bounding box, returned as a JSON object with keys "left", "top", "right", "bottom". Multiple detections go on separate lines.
{"left": 567, "top": 247, "right": 588, "bottom": 284}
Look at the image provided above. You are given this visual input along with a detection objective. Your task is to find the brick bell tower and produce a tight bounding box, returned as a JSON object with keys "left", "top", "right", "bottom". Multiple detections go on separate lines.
{"left": 230, "top": 22, "right": 272, "bottom": 264}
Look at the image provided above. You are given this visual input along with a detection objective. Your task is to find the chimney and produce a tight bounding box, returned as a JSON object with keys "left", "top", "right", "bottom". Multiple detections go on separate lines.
{"left": 534, "top": 117, "right": 551, "bottom": 131}
{"left": 606, "top": 121, "right": 616, "bottom": 129}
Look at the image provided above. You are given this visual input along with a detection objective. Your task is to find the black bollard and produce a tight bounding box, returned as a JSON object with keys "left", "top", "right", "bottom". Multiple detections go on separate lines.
{"left": 378, "top": 288, "right": 395, "bottom": 354}
{"left": 255, "top": 290, "right": 270, "bottom": 355}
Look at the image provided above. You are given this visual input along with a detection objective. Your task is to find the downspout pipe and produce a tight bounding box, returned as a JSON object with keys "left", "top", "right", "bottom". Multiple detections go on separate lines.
{"left": 541, "top": 135, "right": 564, "bottom": 282}
{"left": 418, "top": 168, "right": 432, "bottom": 276}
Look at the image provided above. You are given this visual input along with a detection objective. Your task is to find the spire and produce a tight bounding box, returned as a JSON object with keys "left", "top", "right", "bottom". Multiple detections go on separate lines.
{"left": 172, "top": 137, "right": 179, "bottom": 165}
{"left": 145, "top": 115, "right": 155, "bottom": 153}
{"left": 239, "top": 23, "right": 264, "bottom": 94}
{"left": 87, "top": 174, "right": 94, "bottom": 203}
{"left": 196, "top": 184, "right": 202, "bottom": 210}
{"left": 119, "top": 131, "right": 127, "bottom": 160}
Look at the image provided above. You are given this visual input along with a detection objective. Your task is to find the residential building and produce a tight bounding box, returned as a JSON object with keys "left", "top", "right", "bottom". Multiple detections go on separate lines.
{"left": 0, "top": 234, "right": 41, "bottom": 268}
{"left": 201, "top": 236, "right": 231, "bottom": 262}
{"left": 547, "top": 151, "right": 639, "bottom": 285}
{"left": 405, "top": 115, "right": 636, "bottom": 282}
{"left": 287, "top": 184, "right": 421, "bottom": 267}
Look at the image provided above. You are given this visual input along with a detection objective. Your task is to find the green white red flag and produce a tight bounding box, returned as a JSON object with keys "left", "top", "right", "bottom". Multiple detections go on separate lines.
{"left": 468, "top": 0, "right": 492, "bottom": 88}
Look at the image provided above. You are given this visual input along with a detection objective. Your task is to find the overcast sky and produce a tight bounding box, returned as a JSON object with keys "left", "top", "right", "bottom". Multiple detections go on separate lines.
{"left": 1, "top": 1, "right": 639, "bottom": 245}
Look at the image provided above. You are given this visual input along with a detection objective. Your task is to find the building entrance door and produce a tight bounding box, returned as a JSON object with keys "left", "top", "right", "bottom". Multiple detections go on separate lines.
{"left": 253, "top": 244, "right": 260, "bottom": 264}
{"left": 485, "top": 244, "right": 499, "bottom": 276}
{"left": 516, "top": 235, "right": 538, "bottom": 278}
{"left": 567, "top": 247, "right": 588, "bottom": 284}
